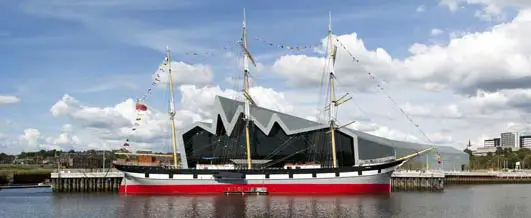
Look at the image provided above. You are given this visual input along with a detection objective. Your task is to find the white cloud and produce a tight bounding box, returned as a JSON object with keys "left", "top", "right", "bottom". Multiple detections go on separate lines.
{"left": 416, "top": 5, "right": 426, "bottom": 12}
{"left": 3, "top": 80, "right": 460, "bottom": 153}
{"left": 399, "top": 102, "right": 463, "bottom": 119}
{"left": 266, "top": 12, "right": 531, "bottom": 148}
{"left": 0, "top": 95, "right": 20, "bottom": 105}
{"left": 439, "top": 0, "right": 461, "bottom": 11}
{"left": 428, "top": 132, "right": 454, "bottom": 145}
{"left": 178, "top": 84, "right": 295, "bottom": 118}
{"left": 48, "top": 93, "right": 198, "bottom": 150}
{"left": 50, "top": 94, "right": 131, "bottom": 129}
{"left": 18, "top": 128, "right": 42, "bottom": 151}
{"left": 398, "top": 11, "right": 531, "bottom": 94}
{"left": 178, "top": 85, "right": 239, "bottom": 118}
{"left": 431, "top": 28, "right": 444, "bottom": 36}
{"left": 401, "top": 103, "right": 433, "bottom": 117}
{"left": 395, "top": 88, "right": 531, "bottom": 120}
{"left": 224, "top": 76, "right": 241, "bottom": 86}
{"left": 3, "top": 84, "right": 302, "bottom": 152}
{"left": 271, "top": 33, "right": 397, "bottom": 91}
{"left": 155, "top": 61, "right": 214, "bottom": 86}
{"left": 422, "top": 82, "right": 447, "bottom": 92}
{"left": 350, "top": 122, "right": 423, "bottom": 143}
{"left": 439, "top": 0, "right": 531, "bottom": 20}
{"left": 409, "top": 43, "right": 429, "bottom": 55}
{"left": 449, "top": 31, "right": 472, "bottom": 39}
{"left": 272, "top": 9, "right": 531, "bottom": 96}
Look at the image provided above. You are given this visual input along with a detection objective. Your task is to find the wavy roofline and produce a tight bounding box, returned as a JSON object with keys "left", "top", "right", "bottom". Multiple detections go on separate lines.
{"left": 177, "top": 95, "right": 362, "bottom": 169}
{"left": 176, "top": 95, "right": 466, "bottom": 169}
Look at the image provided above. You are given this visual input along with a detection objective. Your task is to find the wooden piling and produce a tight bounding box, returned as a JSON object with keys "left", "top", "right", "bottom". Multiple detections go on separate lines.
{"left": 391, "top": 171, "right": 444, "bottom": 192}
{"left": 50, "top": 169, "right": 123, "bottom": 193}
{"left": 392, "top": 171, "right": 531, "bottom": 192}
{"left": 445, "top": 171, "right": 531, "bottom": 185}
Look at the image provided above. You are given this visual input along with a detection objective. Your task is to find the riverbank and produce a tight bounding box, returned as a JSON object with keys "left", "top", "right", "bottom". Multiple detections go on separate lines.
{"left": 0, "top": 165, "right": 52, "bottom": 185}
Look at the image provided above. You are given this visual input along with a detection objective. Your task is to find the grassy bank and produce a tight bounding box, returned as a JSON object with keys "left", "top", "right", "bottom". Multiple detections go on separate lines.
{"left": 0, "top": 165, "right": 52, "bottom": 184}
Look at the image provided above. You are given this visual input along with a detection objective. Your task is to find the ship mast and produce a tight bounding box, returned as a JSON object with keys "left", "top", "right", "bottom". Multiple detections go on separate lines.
{"left": 326, "top": 11, "right": 352, "bottom": 168}
{"left": 242, "top": 8, "right": 256, "bottom": 169}
{"left": 166, "top": 46, "right": 179, "bottom": 168}
{"left": 327, "top": 11, "right": 338, "bottom": 168}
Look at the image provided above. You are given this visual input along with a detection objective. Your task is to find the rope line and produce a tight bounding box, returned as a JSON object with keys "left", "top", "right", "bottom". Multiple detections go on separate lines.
{"left": 335, "top": 38, "right": 435, "bottom": 146}
{"left": 252, "top": 37, "right": 320, "bottom": 51}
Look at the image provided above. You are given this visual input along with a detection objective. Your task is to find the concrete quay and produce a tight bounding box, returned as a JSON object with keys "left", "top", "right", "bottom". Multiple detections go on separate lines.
{"left": 391, "top": 170, "right": 445, "bottom": 192}
{"left": 393, "top": 170, "right": 531, "bottom": 188}
{"left": 51, "top": 169, "right": 123, "bottom": 193}
{"left": 444, "top": 170, "right": 531, "bottom": 184}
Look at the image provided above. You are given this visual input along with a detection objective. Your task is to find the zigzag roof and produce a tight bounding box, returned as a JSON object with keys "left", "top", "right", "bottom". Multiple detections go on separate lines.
{"left": 180, "top": 95, "right": 465, "bottom": 155}
{"left": 181, "top": 95, "right": 329, "bottom": 137}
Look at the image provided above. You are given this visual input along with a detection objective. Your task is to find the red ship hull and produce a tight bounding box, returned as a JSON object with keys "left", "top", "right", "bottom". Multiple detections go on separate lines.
{"left": 114, "top": 160, "right": 404, "bottom": 195}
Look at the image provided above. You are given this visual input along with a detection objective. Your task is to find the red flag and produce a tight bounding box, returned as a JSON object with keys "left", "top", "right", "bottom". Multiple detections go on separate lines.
{"left": 136, "top": 103, "right": 147, "bottom": 111}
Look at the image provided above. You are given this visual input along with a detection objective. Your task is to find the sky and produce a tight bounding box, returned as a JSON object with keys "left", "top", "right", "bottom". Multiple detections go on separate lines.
{"left": 1, "top": 0, "right": 531, "bottom": 154}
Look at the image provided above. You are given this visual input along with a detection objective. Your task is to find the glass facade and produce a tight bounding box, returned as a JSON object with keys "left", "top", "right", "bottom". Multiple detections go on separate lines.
{"left": 357, "top": 138, "right": 395, "bottom": 160}
{"left": 182, "top": 115, "right": 355, "bottom": 168}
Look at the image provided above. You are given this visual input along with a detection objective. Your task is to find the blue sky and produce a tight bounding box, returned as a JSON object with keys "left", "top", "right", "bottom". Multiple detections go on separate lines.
{"left": 1, "top": 0, "right": 527, "bottom": 153}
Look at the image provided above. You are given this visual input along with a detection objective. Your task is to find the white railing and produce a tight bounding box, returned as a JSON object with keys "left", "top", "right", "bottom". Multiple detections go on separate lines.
{"left": 53, "top": 168, "right": 121, "bottom": 173}
{"left": 358, "top": 156, "right": 395, "bottom": 165}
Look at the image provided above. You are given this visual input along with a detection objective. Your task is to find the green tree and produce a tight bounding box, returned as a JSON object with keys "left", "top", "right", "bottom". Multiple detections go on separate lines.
{"left": 523, "top": 154, "right": 531, "bottom": 168}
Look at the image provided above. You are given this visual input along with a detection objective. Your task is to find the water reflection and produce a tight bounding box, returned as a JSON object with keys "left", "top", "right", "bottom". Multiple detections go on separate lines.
{"left": 111, "top": 194, "right": 396, "bottom": 218}
{"left": 4, "top": 185, "right": 531, "bottom": 218}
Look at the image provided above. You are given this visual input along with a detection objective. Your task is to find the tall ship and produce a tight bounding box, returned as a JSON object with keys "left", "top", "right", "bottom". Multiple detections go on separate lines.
{"left": 113, "top": 10, "right": 435, "bottom": 194}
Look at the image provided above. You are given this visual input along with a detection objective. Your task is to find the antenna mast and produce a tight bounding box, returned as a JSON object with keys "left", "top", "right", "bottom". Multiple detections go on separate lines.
{"left": 166, "top": 46, "right": 179, "bottom": 168}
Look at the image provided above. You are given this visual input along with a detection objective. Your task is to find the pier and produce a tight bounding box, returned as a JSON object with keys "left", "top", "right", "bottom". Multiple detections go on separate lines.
{"left": 392, "top": 170, "right": 531, "bottom": 191}
{"left": 50, "top": 169, "right": 123, "bottom": 193}
{"left": 391, "top": 171, "right": 445, "bottom": 192}
{"left": 0, "top": 184, "right": 51, "bottom": 189}
{"left": 445, "top": 171, "right": 531, "bottom": 184}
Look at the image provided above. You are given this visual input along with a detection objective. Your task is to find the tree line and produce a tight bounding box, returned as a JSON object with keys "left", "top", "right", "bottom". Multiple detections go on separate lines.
{"left": 5, "top": 147, "right": 528, "bottom": 170}
{"left": 465, "top": 147, "right": 531, "bottom": 170}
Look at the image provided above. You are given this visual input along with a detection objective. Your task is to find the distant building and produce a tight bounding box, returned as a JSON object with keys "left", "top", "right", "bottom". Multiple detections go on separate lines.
{"left": 485, "top": 138, "right": 501, "bottom": 147}
{"left": 472, "top": 146, "right": 497, "bottom": 156}
{"left": 494, "top": 138, "right": 500, "bottom": 147}
{"left": 501, "top": 132, "right": 518, "bottom": 147}
{"left": 59, "top": 150, "right": 114, "bottom": 169}
{"left": 179, "top": 96, "right": 469, "bottom": 171}
{"left": 484, "top": 139, "right": 495, "bottom": 147}
{"left": 520, "top": 133, "right": 531, "bottom": 148}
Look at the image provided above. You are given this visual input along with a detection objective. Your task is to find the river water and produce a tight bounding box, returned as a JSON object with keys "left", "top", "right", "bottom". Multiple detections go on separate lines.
{"left": 0, "top": 184, "right": 529, "bottom": 218}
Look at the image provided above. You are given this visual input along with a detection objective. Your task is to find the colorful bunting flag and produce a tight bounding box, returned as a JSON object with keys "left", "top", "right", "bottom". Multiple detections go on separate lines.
{"left": 253, "top": 37, "right": 320, "bottom": 51}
